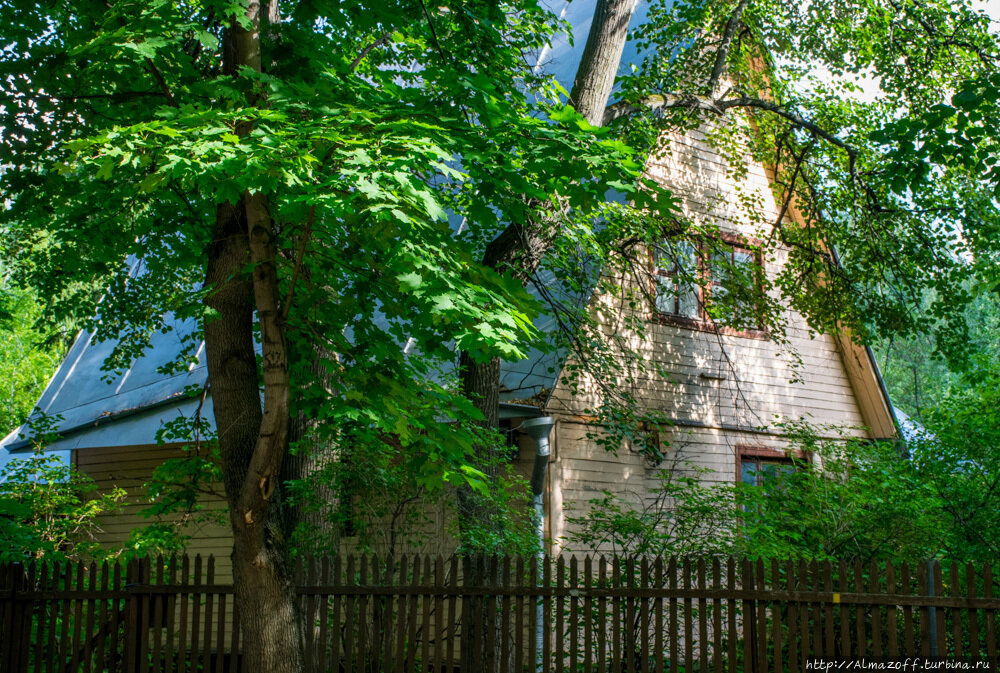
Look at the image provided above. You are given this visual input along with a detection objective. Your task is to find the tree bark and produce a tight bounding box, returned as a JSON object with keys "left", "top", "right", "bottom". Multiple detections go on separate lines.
{"left": 281, "top": 341, "right": 339, "bottom": 549}
{"left": 201, "top": 3, "right": 305, "bottom": 672}
{"left": 570, "top": 0, "right": 638, "bottom": 126}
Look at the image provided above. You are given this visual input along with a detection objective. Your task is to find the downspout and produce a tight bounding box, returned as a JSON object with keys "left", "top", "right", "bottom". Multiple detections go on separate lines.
{"left": 519, "top": 416, "right": 554, "bottom": 672}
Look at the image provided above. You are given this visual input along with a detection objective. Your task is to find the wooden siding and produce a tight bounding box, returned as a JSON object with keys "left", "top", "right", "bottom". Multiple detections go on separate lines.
{"left": 75, "top": 443, "right": 232, "bottom": 578}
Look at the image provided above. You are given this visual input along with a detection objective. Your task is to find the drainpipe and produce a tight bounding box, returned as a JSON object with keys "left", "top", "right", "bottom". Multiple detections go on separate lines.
{"left": 519, "top": 416, "right": 554, "bottom": 672}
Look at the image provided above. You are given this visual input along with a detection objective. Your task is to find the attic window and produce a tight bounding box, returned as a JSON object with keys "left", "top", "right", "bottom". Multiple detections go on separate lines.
{"left": 652, "top": 233, "right": 766, "bottom": 338}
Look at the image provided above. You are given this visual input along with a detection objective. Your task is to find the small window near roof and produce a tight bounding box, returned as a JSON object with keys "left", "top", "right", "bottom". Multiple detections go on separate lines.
{"left": 652, "top": 235, "right": 765, "bottom": 337}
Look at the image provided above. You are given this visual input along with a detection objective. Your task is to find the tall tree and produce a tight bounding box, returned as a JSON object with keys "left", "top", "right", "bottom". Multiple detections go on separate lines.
{"left": 0, "top": 0, "right": 661, "bottom": 666}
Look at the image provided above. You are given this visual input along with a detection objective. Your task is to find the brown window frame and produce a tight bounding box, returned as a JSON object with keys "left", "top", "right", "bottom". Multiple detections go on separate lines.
{"left": 735, "top": 444, "right": 809, "bottom": 485}
{"left": 651, "top": 231, "right": 768, "bottom": 339}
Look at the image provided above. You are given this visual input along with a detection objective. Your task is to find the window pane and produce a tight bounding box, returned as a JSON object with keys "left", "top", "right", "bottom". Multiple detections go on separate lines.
{"left": 709, "top": 244, "right": 761, "bottom": 328}
{"left": 654, "top": 275, "right": 676, "bottom": 314}
{"left": 655, "top": 240, "right": 699, "bottom": 318}
{"left": 741, "top": 460, "right": 760, "bottom": 485}
{"left": 678, "top": 284, "right": 699, "bottom": 318}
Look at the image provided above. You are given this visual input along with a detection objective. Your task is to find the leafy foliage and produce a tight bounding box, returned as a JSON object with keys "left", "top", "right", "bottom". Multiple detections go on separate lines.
{"left": 0, "top": 452, "right": 126, "bottom": 562}
{"left": 0, "top": 0, "right": 673, "bottom": 504}
{"left": 0, "top": 286, "right": 66, "bottom": 437}
{"left": 566, "top": 418, "right": 1000, "bottom": 564}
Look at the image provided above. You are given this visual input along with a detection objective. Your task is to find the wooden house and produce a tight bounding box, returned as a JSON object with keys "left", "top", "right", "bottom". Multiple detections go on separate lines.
{"left": 0, "top": 1, "right": 897, "bottom": 571}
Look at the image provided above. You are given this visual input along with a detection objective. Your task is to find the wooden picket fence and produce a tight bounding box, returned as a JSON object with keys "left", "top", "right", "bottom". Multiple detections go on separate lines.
{"left": 1, "top": 554, "right": 998, "bottom": 673}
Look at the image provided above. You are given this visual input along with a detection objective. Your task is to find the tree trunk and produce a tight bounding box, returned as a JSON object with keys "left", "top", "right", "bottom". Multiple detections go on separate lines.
{"left": 457, "top": 0, "right": 638, "bottom": 543}
{"left": 570, "top": 0, "right": 637, "bottom": 125}
{"left": 204, "top": 199, "right": 304, "bottom": 673}
{"left": 201, "top": 3, "right": 305, "bottom": 672}
{"left": 455, "top": 352, "right": 502, "bottom": 543}
{"left": 281, "top": 341, "right": 339, "bottom": 550}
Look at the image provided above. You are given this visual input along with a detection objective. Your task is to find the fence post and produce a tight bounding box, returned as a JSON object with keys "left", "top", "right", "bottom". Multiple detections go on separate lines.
{"left": 926, "top": 560, "right": 938, "bottom": 657}
{"left": 0, "top": 563, "right": 16, "bottom": 673}
{"left": 123, "top": 557, "right": 142, "bottom": 673}
{"left": 741, "top": 559, "right": 756, "bottom": 673}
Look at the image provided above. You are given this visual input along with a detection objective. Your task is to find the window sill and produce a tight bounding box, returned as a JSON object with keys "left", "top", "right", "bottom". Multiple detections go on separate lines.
{"left": 651, "top": 312, "right": 769, "bottom": 340}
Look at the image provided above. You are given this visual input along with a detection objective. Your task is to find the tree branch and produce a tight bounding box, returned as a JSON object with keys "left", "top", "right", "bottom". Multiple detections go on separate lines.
{"left": 280, "top": 205, "right": 315, "bottom": 322}
{"left": 707, "top": 0, "right": 751, "bottom": 95}
{"left": 350, "top": 31, "right": 393, "bottom": 72}
{"left": 602, "top": 93, "right": 723, "bottom": 125}
{"left": 144, "top": 58, "right": 178, "bottom": 108}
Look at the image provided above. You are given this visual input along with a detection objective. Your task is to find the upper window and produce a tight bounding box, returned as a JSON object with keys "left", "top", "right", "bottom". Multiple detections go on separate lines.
{"left": 652, "top": 234, "right": 765, "bottom": 337}
{"left": 737, "top": 446, "right": 805, "bottom": 487}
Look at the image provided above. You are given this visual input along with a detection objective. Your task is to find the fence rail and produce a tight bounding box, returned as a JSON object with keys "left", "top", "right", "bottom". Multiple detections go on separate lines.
{"left": 1, "top": 555, "right": 998, "bottom": 672}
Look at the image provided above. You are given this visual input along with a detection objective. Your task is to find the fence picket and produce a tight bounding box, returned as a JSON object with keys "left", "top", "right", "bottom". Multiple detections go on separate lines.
{"left": 822, "top": 561, "right": 833, "bottom": 658}
{"left": 902, "top": 562, "right": 915, "bottom": 656}
{"left": 712, "top": 558, "right": 722, "bottom": 673}
{"left": 985, "top": 565, "right": 996, "bottom": 663}
{"left": 810, "top": 561, "right": 822, "bottom": 658}
{"left": 318, "top": 557, "right": 330, "bottom": 673}
{"left": 164, "top": 557, "right": 177, "bottom": 673}
{"left": 201, "top": 556, "right": 214, "bottom": 673}
{"left": 447, "top": 555, "right": 458, "bottom": 672}
{"left": 407, "top": 555, "right": 420, "bottom": 673}
{"left": 786, "top": 560, "right": 798, "bottom": 673}
{"left": 303, "top": 557, "right": 315, "bottom": 673}
{"left": 627, "top": 557, "right": 637, "bottom": 673}
{"left": 952, "top": 562, "right": 963, "bottom": 658}
{"left": 919, "top": 562, "right": 931, "bottom": 657}
{"left": 556, "top": 556, "right": 566, "bottom": 673}
{"left": 329, "top": 556, "right": 341, "bottom": 673}
{"left": 796, "top": 560, "right": 808, "bottom": 665}
{"left": 771, "top": 560, "right": 782, "bottom": 673}
{"left": 344, "top": 555, "right": 355, "bottom": 673}
{"left": 654, "top": 557, "right": 664, "bottom": 673}
{"left": 34, "top": 563, "right": 50, "bottom": 673}
{"left": 423, "top": 556, "right": 433, "bottom": 673}
{"left": 726, "top": 558, "right": 736, "bottom": 673}
{"left": 544, "top": 555, "right": 553, "bottom": 672}
{"left": 870, "top": 561, "right": 881, "bottom": 659}
{"left": 755, "top": 559, "right": 767, "bottom": 673}
{"left": 213, "top": 559, "right": 224, "bottom": 673}
{"left": 14, "top": 563, "right": 30, "bottom": 673}
{"left": 392, "top": 554, "right": 409, "bottom": 673}
{"left": 669, "top": 557, "right": 679, "bottom": 673}
{"left": 698, "top": 559, "right": 708, "bottom": 673}
{"left": 852, "top": 561, "right": 864, "bottom": 658}
{"left": 176, "top": 557, "right": 189, "bottom": 673}
{"left": 741, "top": 559, "right": 753, "bottom": 673}
{"left": 886, "top": 562, "right": 898, "bottom": 658}
{"left": 436, "top": 555, "right": 446, "bottom": 673}
{"left": 151, "top": 558, "right": 163, "bottom": 673}
{"left": 189, "top": 556, "right": 202, "bottom": 673}
{"left": 968, "top": 562, "right": 980, "bottom": 658}
{"left": 934, "top": 561, "right": 947, "bottom": 657}
{"left": 570, "top": 556, "right": 580, "bottom": 673}
{"left": 362, "top": 556, "right": 374, "bottom": 671}
{"left": 684, "top": 558, "right": 693, "bottom": 673}
{"left": 838, "top": 560, "right": 850, "bottom": 657}
{"left": 585, "top": 556, "right": 594, "bottom": 673}
{"left": 381, "top": 555, "right": 394, "bottom": 673}
{"left": 515, "top": 556, "right": 526, "bottom": 673}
